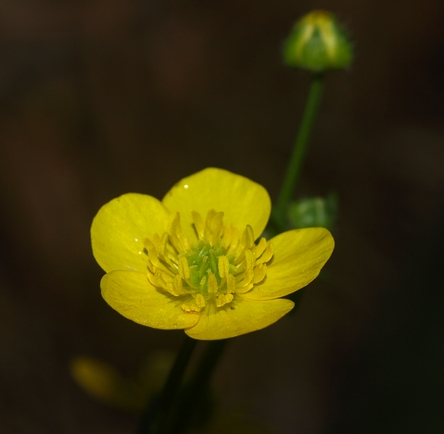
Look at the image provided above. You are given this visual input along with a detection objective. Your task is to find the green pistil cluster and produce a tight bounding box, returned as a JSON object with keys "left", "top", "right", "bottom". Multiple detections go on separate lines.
{"left": 182, "top": 240, "right": 233, "bottom": 295}
{"left": 176, "top": 239, "right": 238, "bottom": 312}
{"left": 145, "top": 210, "right": 273, "bottom": 314}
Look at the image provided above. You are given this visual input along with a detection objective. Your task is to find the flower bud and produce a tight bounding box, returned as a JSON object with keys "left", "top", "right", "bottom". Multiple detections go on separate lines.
{"left": 283, "top": 10, "right": 353, "bottom": 73}
{"left": 288, "top": 194, "right": 337, "bottom": 230}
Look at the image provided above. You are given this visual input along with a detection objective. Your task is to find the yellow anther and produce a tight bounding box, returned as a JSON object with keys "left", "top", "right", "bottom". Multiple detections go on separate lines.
{"left": 194, "top": 293, "right": 206, "bottom": 308}
{"left": 166, "top": 212, "right": 190, "bottom": 253}
{"left": 221, "top": 225, "right": 232, "bottom": 248}
{"left": 209, "top": 211, "right": 224, "bottom": 243}
{"left": 166, "top": 212, "right": 180, "bottom": 234}
{"left": 144, "top": 239, "right": 163, "bottom": 269}
{"left": 153, "top": 270, "right": 168, "bottom": 291}
{"left": 226, "top": 225, "right": 239, "bottom": 253}
{"left": 207, "top": 273, "right": 218, "bottom": 294}
{"left": 216, "top": 293, "right": 233, "bottom": 307}
{"left": 204, "top": 210, "right": 225, "bottom": 244}
{"left": 181, "top": 302, "right": 203, "bottom": 313}
{"left": 150, "top": 233, "right": 160, "bottom": 255}
{"left": 256, "top": 242, "right": 274, "bottom": 264}
{"left": 254, "top": 237, "right": 268, "bottom": 258}
{"left": 244, "top": 249, "right": 254, "bottom": 271}
{"left": 159, "top": 232, "right": 169, "bottom": 256}
{"left": 218, "top": 255, "right": 230, "bottom": 279}
{"left": 253, "top": 263, "right": 267, "bottom": 284}
{"left": 165, "top": 280, "right": 177, "bottom": 296}
{"left": 236, "top": 282, "right": 254, "bottom": 294}
{"left": 178, "top": 256, "right": 191, "bottom": 280}
{"left": 226, "top": 274, "right": 237, "bottom": 294}
{"left": 236, "top": 268, "right": 254, "bottom": 291}
{"left": 192, "top": 211, "right": 205, "bottom": 240}
{"left": 147, "top": 271, "right": 157, "bottom": 287}
{"left": 172, "top": 274, "right": 189, "bottom": 296}
{"left": 166, "top": 212, "right": 181, "bottom": 252}
{"left": 239, "top": 225, "right": 255, "bottom": 251}
{"left": 204, "top": 210, "right": 217, "bottom": 236}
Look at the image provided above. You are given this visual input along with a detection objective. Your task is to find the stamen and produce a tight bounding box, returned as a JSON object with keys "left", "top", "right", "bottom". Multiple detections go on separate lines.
{"left": 147, "top": 270, "right": 157, "bottom": 287}
{"left": 218, "top": 255, "right": 230, "bottom": 279}
{"left": 207, "top": 273, "right": 218, "bottom": 294}
{"left": 159, "top": 233, "right": 169, "bottom": 256}
{"left": 236, "top": 268, "right": 254, "bottom": 291}
{"left": 204, "top": 210, "right": 217, "bottom": 240}
{"left": 144, "top": 239, "right": 163, "bottom": 269}
{"left": 253, "top": 263, "right": 267, "bottom": 284}
{"left": 192, "top": 211, "right": 205, "bottom": 240}
{"left": 173, "top": 274, "right": 189, "bottom": 295}
{"left": 178, "top": 256, "right": 190, "bottom": 280}
{"left": 221, "top": 225, "right": 232, "bottom": 248}
{"left": 226, "top": 225, "right": 239, "bottom": 253}
{"left": 254, "top": 237, "right": 268, "bottom": 258}
{"left": 256, "top": 242, "right": 274, "bottom": 265}
{"left": 153, "top": 270, "right": 169, "bottom": 291}
{"left": 181, "top": 301, "right": 203, "bottom": 313}
{"left": 239, "top": 225, "right": 255, "bottom": 252}
{"left": 194, "top": 293, "right": 206, "bottom": 308}
{"left": 226, "top": 274, "right": 237, "bottom": 294}
{"left": 167, "top": 212, "right": 190, "bottom": 253}
{"left": 244, "top": 249, "right": 254, "bottom": 271}
{"left": 216, "top": 293, "right": 233, "bottom": 307}
{"left": 208, "top": 211, "right": 224, "bottom": 243}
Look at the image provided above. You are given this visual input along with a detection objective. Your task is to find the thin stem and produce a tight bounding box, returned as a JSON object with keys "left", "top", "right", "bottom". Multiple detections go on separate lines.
{"left": 137, "top": 335, "right": 198, "bottom": 434}
{"left": 163, "top": 339, "right": 229, "bottom": 434}
{"left": 274, "top": 73, "right": 325, "bottom": 227}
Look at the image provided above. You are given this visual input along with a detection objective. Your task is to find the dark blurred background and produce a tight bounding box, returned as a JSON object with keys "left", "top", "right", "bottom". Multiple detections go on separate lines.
{"left": 1, "top": 1, "right": 444, "bottom": 433}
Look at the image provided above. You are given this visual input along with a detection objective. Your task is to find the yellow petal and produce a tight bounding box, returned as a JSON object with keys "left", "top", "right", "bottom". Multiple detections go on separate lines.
{"left": 101, "top": 271, "right": 200, "bottom": 330}
{"left": 243, "top": 227, "right": 334, "bottom": 301}
{"left": 185, "top": 296, "right": 294, "bottom": 340}
{"left": 91, "top": 193, "right": 170, "bottom": 273}
{"left": 161, "top": 168, "right": 271, "bottom": 242}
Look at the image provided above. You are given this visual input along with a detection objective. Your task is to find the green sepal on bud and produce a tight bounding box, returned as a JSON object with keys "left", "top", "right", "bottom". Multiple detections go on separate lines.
{"left": 288, "top": 194, "right": 337, "bottom": 231}
{"left": 283, "top": 10, "right": 353, "bottom": 73}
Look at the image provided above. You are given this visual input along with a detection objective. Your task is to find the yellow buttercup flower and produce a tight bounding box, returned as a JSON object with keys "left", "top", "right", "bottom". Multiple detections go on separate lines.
{"left": 91, "top": 168, "right": 334, "bottom": 340}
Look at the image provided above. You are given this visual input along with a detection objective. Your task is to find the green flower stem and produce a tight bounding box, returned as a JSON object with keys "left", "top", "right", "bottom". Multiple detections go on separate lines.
{"left": 163, "top": 339, "right": 229, "bottom": 434}
{"left": 274, "top": 73, "right": 325, "bottom": 229}
{"left": 137, "top": 335, "right": 198, "bottom": 434}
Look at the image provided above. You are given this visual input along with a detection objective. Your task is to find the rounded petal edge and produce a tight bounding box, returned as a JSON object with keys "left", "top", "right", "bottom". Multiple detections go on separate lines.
{"left": 101, "top": 270, "right": 200, "bottom": 330}
{"left": 91, "top": 193, "right": 170, "bottom": 273}
{"left": 162, "top": 168, "right": 271, "bottom": 241}
{"left": 244, "top": 227, "right": 334, "bottom": 300}
{"left": 185, "top": 297, "right": 294, "bottom": 340}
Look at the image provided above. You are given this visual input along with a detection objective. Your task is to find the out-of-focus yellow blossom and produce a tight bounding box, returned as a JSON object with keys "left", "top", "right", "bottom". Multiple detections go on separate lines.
{"left": 70, "top": 356, "right": 146, "bottom": 411}
{"left": 91, "top": 168, "right": 334, "bottom": 340}
{"left": 70, "top": 351, "right": 174, "bottom": 412}
{"left": 71, "top": 356, "right": 277, "bottom": 433}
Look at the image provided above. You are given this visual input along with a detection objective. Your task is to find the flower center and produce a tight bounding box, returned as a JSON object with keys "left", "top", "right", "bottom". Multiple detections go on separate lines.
{"left": 144, "top": 210, "right": 273, "bottom": 313}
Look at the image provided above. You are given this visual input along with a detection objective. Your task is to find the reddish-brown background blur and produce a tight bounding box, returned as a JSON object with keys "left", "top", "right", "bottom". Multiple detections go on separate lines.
{"left": 1, "top": 1, "right": 444, "bottom": 433}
